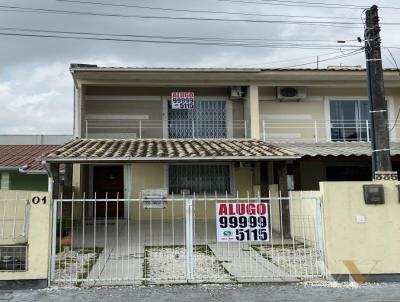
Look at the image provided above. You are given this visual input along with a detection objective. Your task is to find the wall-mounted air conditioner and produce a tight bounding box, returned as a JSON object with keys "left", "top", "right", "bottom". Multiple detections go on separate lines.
{"left": 230, "top": 86, "right": 247, "bottom": 99}
{"left": 276, "top": 87, "right": 306, "bottom": 101}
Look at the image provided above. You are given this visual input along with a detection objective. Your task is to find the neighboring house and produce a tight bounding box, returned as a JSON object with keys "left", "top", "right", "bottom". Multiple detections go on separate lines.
{"left": 0, "top": 135, "right": 72, "bottom": 192}
{"left": 40, "top": 65, "right": 400, "bottom": 215}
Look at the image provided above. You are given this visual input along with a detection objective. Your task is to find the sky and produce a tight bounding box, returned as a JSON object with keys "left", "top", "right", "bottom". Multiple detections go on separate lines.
{"left": 0, "top": 0, "right": 399, "bottom": 134}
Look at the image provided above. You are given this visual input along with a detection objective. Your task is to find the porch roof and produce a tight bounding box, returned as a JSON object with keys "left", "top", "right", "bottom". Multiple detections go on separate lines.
{"left": 273, "top": 142, "right": 400, "bottom": 158}
{"left": 40, "top": 138, "right": 298, "bottom": 163}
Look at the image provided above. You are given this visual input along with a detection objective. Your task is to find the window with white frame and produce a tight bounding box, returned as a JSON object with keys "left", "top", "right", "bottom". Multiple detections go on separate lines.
{"left": 168, "top": 164, "right": 230, "bottom": 194}
{"left": 330, "top": 100, "right": 370, "bottom": 141}
{"left": 168, "top": 100, "right": 227, "bottom": 138}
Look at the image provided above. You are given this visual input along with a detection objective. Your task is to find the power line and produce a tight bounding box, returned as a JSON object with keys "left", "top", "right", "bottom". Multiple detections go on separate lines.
{"left": 54, "top": 0, "right": 360, "bottom": 20}
{"left": 277, "top": 48, "right": 365, "bottom": 68}
{"left": 217, "top": 0, "right": 400, "bottom": 10}
{"left": 0, "top": 5, "right": 368, "bottom": 28}
{"left": 231, "top": 50, "right": 343, "bottom": 67}
{"left": 0, "top": 26, "right": 362, "bottom": 47}
{"left": 0, "top": 30, "right": 364, "bottom": 49}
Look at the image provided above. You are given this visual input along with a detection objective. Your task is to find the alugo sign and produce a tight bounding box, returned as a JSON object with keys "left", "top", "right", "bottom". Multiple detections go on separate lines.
{"left": 171, "top": 92, "right": 195, "bottom": 109}
{"left": 216, "top": 203, "right": 270, "bottom": 242}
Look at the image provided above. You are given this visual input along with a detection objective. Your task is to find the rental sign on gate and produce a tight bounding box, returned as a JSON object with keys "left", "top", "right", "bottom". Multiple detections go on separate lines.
{"left": 216, "top": 203, "right": 270, "bottom": 242}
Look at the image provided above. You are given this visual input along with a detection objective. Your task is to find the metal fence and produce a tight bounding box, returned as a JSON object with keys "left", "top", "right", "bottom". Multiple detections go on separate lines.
{"left": 0, "top": 198, "right": 30, "bottom": 242}
{"left": 85, "top": 119, "right": 247, "bottom": 139}
{"left": 261, "top": 119, "right": 400, "bottom": 142}
{"left": 50, "top": 193, "right": 326, "bottom": 286}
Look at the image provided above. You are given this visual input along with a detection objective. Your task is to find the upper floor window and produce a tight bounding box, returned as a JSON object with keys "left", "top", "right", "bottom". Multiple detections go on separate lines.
{"left": 168, "top": 100, "right": 226, "bottom": 138}
{"left": 330, "top": 100, "right": 370, "bottom": 141}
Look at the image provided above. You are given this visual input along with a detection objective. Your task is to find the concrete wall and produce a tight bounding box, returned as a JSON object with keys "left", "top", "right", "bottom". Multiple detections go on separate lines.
{"left": 127, "top": 163, "right": 255, "bottom": 220}
{"left": 320, "top": 181, "right": 400, "bottom": 278}
{"left": 289, "top": 190, "right": 321, "bottom": 246}
{"left": 259, "top": 87, "right": 400, "bottom": 142}
{"left": 0, "top": 190, "right": 51, "bottom": 282}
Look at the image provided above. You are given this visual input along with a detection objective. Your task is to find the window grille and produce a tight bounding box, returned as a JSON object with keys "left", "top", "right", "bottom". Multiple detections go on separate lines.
{"left": 168, "top": 100, "right": 227, "bottom": 138}
{"left": 0, "top": 246, "right": 27, "bottom": 271}
{"left": 169, "top": 165, "right": 230, "bottom": 194}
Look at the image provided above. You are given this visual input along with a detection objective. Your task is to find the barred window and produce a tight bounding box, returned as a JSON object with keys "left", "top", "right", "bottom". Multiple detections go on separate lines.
{"left": 169, "top": 165, "right": 230, "bottom": 195}
{"left": 0, "top": 246, "right": 27, "bottom": 271}
{"left": 168, "top": 100, "right": 227, "bottom": 138}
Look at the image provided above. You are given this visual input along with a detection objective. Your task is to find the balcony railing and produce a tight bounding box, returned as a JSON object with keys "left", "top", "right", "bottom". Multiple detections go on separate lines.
{"left": 85, "top": 119, "right": 247, "bottom": 139}
{"left": 261, "top": 119, "right": 399, "bottom": 143}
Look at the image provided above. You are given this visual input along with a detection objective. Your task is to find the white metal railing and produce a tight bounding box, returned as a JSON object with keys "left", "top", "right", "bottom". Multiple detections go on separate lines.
{"left": 50, "top": 192, "right": 326, "bottom": 286}
{"left": 262, "top": 119, "right": 399, "bottom": 142}
{"left": 85, "top": 119, "right": 247, "bottom": 139}
{"left": 0, "top": 199, "right": 30, "bottom": 242}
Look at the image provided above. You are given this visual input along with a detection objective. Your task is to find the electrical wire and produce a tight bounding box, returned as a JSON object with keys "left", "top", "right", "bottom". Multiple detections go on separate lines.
{"left": 54, "top": 0, "right": 360, "bottom": 20}
{"left": 217, "top": 0, "right": 400, "bottom": 10}
{"left": 276, "top": 48, "right": 365, "bottom": 68}
{"left": 0, "top": 30, "right": 364, "bottom": 49}
{"left": 0, "top": 26, "right": 359, "bottom": 45}
{"left": 0, "top": 5, "right": 372, "bottom": 28}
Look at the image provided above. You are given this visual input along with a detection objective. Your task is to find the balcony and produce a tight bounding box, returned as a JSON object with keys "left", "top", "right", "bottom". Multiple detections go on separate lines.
{"left": 85, "top": 118, "right": 247, "bottom": 139}
{"left": 261, "top": 119, "right": 399, "bottom": 143}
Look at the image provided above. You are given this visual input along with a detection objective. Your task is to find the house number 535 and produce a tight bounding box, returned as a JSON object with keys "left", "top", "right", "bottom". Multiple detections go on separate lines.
{"left": 32, "top": 196, "right": 47, "bottom": 204}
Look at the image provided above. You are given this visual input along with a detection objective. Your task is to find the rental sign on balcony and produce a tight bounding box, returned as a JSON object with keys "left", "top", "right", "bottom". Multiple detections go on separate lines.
{"left": 171, "top": 92, "right": 195, "bottom": 109}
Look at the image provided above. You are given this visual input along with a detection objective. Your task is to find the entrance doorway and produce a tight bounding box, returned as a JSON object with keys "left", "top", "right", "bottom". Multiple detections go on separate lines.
{"left": 93, "top": 165, "right": 124, "bottom": 218}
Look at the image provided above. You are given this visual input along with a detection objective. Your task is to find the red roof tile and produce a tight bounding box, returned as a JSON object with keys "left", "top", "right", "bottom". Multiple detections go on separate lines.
{"left": 0, "top": 145, "right": 59, "bottom": 171}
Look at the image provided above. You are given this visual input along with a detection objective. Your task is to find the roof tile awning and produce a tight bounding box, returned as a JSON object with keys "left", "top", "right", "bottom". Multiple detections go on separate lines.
{"left": 274, "top": 142, "right": 400, "bottom": 157}
{"left": 0, "top": 145, "right": 59, "bottom": 172}
{"left": 41, "top": 139, "right": 299, "bottom": 163}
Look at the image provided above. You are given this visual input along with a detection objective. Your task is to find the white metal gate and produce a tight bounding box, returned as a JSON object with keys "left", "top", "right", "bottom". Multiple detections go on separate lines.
{"left": 50, "top": 194, "right": 326, "bottom": 286}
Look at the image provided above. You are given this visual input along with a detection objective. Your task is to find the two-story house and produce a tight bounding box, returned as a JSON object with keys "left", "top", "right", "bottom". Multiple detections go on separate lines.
{"left": 41, "top": 65, "right": 400, "bottom": 220}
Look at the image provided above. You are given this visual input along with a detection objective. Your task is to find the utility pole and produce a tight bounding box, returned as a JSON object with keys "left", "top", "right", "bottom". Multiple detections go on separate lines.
{"left": 364, "top": 5, "right": 392, "bottom": 178}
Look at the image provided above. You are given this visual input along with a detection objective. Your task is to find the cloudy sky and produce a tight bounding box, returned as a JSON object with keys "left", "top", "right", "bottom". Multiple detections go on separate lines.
{"left": 0, "top": 0, "right": 399, "bottom": 134}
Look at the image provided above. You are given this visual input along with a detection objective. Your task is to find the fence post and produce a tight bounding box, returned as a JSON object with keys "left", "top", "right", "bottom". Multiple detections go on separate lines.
{"left": 262, "top": 120, "right": 265, "bottom": 141}
{"left": 244, "top": 120, "right": 248, "bottom": 139}
{"left": 366, "top": 120, "right": 370, "bottom": 142}
{"left": 139, "top": 120, "right": 142, "bottom": 139}
{"left": 85, "top": 120, "right": 88, "bottom": 138}
{"left": 314, "top": 120, "right": 318, "bottom": 142}
{"left": 192, "top": 120, "right": 195, "bottom": 138}
{"left": 185, "top": 199, "right": 194, "bottom": 281}
{"left": 49, "top": 199, "right": 58, "bottom": 285}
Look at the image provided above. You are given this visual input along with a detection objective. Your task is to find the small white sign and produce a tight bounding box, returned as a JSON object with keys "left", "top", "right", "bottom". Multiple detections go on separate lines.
{"left": 356, "top": 215, "right": 366, "bottom": 224}
{"left": 171, "top": 92, "right": 194, "bottom": 109}
{"left": 216, "top": 203, "right": 270, "bottom": 242}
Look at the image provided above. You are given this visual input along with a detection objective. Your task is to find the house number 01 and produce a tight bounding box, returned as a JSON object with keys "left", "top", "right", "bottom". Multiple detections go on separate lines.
{"left": 32, "top": 196, "right": 47, "bottom": 205}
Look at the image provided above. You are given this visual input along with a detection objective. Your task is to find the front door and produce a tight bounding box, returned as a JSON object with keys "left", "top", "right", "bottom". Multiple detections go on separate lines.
{"left": 93, "top": 165, "right": 124, "bottom": 218}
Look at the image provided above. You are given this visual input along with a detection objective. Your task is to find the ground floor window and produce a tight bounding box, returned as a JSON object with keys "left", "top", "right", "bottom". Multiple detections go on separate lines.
{"left": 168, "top": 164, "right": 230, "bottom": 194}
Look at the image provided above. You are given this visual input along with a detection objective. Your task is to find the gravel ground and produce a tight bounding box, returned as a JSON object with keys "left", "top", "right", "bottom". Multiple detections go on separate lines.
{"left": 54, "top": 248, "right": 101, "bottom": 284}
{"left": 253, "top": 245, "right": 322, "bottom": 277}
{"left": 2, "top": 282, "right": 400, "bottom": 302}
{"left": 145, "top": 246, "right": 230, "bottom": 281}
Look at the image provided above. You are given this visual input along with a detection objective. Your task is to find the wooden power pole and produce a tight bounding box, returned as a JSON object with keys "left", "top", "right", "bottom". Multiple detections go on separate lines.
{"left": 364, "top": 5, "right": 392, "bottom": 177}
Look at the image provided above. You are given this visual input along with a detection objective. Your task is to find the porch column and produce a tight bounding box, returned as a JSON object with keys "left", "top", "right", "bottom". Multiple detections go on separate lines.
{"left": 63, "top": 163, "right": 73, "bottom": 199}
{"left": 244, "top": 85, "right": 260, "bottom": 139}
{"left": 275, "top": 161, "right": 291, "bottom": 238}
{"left": 50, "top": 163, "right": 60, "bottom": 199}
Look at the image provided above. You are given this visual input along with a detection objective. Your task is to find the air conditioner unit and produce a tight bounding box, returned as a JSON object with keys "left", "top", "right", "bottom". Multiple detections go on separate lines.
{"left": 230, "top": 86, "right": 247, "bottom": 99}
{"left": 276, "top": 87, "right": 306, "bottom": 101}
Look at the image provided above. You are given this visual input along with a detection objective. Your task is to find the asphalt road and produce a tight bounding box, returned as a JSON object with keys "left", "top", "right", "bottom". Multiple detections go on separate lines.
{"left": 1, "top": 282, "right": 400, "bottom": 302}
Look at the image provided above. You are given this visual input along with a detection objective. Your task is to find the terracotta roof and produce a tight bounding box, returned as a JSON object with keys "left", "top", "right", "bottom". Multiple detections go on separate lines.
{"left": 274, "top": 142, "right": 400, "bottom": 157}
{"left": 0, "top": 145, "right": 58, "bottom": 172}
{"left": 41, "top": 139, "right": 298, "bottom": 162}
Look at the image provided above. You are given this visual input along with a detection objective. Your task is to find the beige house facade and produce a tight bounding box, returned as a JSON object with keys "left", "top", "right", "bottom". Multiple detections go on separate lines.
{"left": 47, "top": 65, "right": 400, "bottom": 202}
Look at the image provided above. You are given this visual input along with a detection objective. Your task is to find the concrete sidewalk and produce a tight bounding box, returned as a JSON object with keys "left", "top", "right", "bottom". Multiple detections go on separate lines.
{"left": 4, "top": 283, "right": 400, "bottom": 302}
